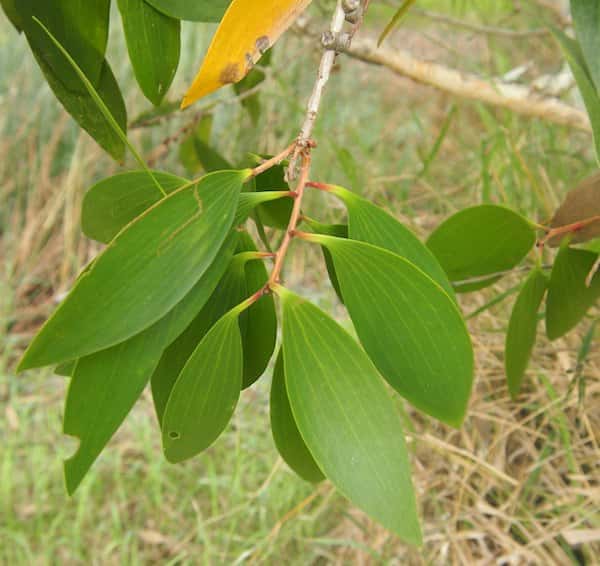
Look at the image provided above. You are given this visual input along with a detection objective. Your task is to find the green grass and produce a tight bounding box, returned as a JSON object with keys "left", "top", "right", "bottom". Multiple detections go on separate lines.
{"left": 1, "top": 2, "right": 599, "bottom": 564}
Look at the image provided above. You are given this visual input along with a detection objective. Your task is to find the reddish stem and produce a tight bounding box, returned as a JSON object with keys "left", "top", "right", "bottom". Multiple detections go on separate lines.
{"left": 268, "top": 152, "right": 312, "bottom": 288}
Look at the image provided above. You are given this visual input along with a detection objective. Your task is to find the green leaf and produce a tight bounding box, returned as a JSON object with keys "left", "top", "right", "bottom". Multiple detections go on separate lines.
{"left": 546, "top": 244, "right": 600, "bottom": 340}
{"left": 505, "top": 268, "right": 549, "bottom": 398}
{"left": 62, "top": 234, "right": 238, "bottom": 494}
{"left": 378, "top": 0, "right": 417, "bottom": 46}
{"left": 179, "top": 115, "right": 228, "bottom": 174}
{"left": 235, "top": 191, "right": 293, "bottom": 226}
{"left": 162, "top": 310, "right": 243, "bottom": 463}
{"left": 55, "top": 360, "right": 76, "bottom": 377}
{"left": 571, "top": 0, "right": 600, "bottom": 93}
{"left": 553, "top": 28, "right": 600, "bottom": 164}
{"left": 151, "top": 250, "right": 249, "bottom": 423}
{"left": 117, "top": 0, "right": 180, "bottom": 106}
{"left": 233, "top": 49, "right": 272, "bottom": 124}
{"left": 311, "top": 235, "right": 473, "bottom": 427}
{"left": 35, "top": 56, "right": 127, "bottom": 161}
{"left": 278, "top": 289, "right": 421, "bottom": 545}
{"left": 17, "top": 0, "right": 110, "bottom": 91}
{"left": 302, "top": 217, "right": 347, "bottom": 302}
{"left": 249, "top": 157, "right": 292, "bottom": 229}
{"left": 179, "top": 114, "right": 213, "bottom": 175}
{"left": 144, "top": 0, "right": 229, "bottom": 22}
{"left": 237, "top": 232, "right": 277, "bottom": 388}
{"left": 193, "top": 139, "right": 234, "bottom": 173}
{"left": 19, "top": 170, "right": 248, "bottom": 371}
{"left": 269, "top": 350, "right": 324, "bottom": 483}
{"left": 1, "top": 0, "right": 22, "bottom": 31}
{"left": 82, "top": 171, "right": 187, "bottom": 243}
{"left": 427, "top": 205, "right": 536, "bottom": 293}
{"left": 82, "top": 170, "right": 290, "bottom": 244}
{"left": 329, "top": 184, "right": 454, "bottom": 297}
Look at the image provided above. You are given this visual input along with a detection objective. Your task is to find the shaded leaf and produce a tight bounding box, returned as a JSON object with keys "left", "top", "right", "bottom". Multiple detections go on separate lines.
{"left": 237, "top": 231, "right": 277, "bottom": 387}
{"left": 278, "top": 288, "right": 421, "bottom": 545}
{"left": 546, "top": 244, "right": 600, "bottom": 340}
{"left": 302, "top": 217, "right": 347, "bottom": 302}
{"left": 553, "top": 28, "right": 600, "bottom": 164}
{"left": 571, "top": 0, "right": 600, "bottom": 92}
{"left": 144, "top": 0, "right": 229, "bottom": 22}
{"left": 35, "top": 56, "right": 127, "bottom": 161}
{"left": 55, "top": 361, "right": 76, "bottom": 377}
{"left": 179, "top": 114, "right": 214, "bottom": 174}
{"left": 1, "top": 0, "right": 22, "bottom": 31}
{"left": 162, "top": 310, "right": 243, "bottom": 463}
{"left": 151, "top": 250, "right": 249, "bottom": 423}
{"left": 248, "top": 155, "right": 293, "bottom": 229}
{"left": 549, "top": 171, "right": 600, "bottom": 246}
{"left": 329, "top": 184, "right": 454, "bottom": 297}
{"left": 182, "top": 0, "right": 312, "bottom": 106}
{"left": 118, "top": 0, "right": 180, "bottom": 106}
{"left": 311, "top": 235, "right": 473, "bottom": 427}
{"left": 427, "top": 205, "right": 536, "bottom": 293}
{"left": 17, "top": 0, "right": 110, "bottom": 91}
{"left": 62, "top": 234, "right": 237, "bottom": 494}
{"left": 269, "top": 350, "right": 324, "bottom": 483}
{"left": 19, "top": 170, "right": 247, "bottom": 370}
{"left": 233, "top": 49, "right": 272, "bottom": 124}
{"left": 82, "top": 171, "right": 187, "bottom": 243}
{"left": 505, "top": 268, "right": 549, "bottom": 398}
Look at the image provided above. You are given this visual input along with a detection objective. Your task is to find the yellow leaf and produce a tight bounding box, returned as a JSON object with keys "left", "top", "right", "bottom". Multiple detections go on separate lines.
{"left": 182, "top": 0, "right": 312, "bottom": 108}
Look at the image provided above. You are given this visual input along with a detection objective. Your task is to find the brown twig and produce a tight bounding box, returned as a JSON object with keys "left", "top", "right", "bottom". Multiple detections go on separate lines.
{"left": 268, "top": 152, "right": 311, "bottom": 288}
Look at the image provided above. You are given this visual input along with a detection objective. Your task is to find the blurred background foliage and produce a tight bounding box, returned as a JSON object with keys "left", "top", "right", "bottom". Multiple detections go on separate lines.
{"left": 1, "top": 0, "right": 598, "bottom": 563}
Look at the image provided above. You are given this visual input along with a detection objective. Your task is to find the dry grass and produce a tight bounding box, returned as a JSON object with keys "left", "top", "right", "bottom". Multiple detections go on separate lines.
{"left": 1, "top": 2, "right": 599, "bottom": 564}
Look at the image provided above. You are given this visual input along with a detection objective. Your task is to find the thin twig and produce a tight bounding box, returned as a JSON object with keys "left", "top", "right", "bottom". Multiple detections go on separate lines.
{"left": 294, "top": 20, "right": 590, "bottom": 132}
{"left": 288, "top": 0, "right": 349, "bottom": 179}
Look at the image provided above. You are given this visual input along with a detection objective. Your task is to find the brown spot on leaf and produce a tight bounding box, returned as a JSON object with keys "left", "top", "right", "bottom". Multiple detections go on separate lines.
{"left": 255, "top": 35, "right": 270, "bottom": 54}
{"left": 219, "top": 63, "right": 241, "bottom": 85}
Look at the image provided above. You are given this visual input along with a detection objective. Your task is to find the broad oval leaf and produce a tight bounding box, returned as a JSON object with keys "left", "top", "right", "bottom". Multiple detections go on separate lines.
{"left": 162, "top": 310, "right": 243, "bottom": 463}
{"left": 237, "top": 232, "right": 277, "bottom": 388}
{"left": 117, "top": 0, "right": 180, "bottom": 106}
{"left": 553, "top": 28, "right": 600, "bottom": 164}
{"left": 270, "top": 350, "right": 324, "bottom": 483}
{"left": 82, "top": 171, "right": 187, "bottom": 243}
{"left": 62, "top": 234, "right": 237, "bottom": 494}
{"left": 427, "top": 205, "right": 536, "bottom": 293}
{"left": 278, "top": 288, "right": 421, "bottom": 545}
{"left": 144, "top": 0, "right": 229, "bottom": 22}
{"left": 309, "top": 235, "right": 474, "bottom": 427}
{"left": 546, "top": 244, "right": 600, "bottom": 340}
{"left": 18, "top": 170, "right": 248, "bottom": 371}
{"left": 549, "top": 171, "right": 600, "bottom": 246}
{"left": 329, "top": 184, "right": 454, "bottom": 297}
{"left": 182, "top": 0, "right": 312, "bottom": 106}
{"left": 17, "top": 0, "right": 110, "bottom": 91}
{"left": 505, "top": 268, "right": 549, "bottom": 399}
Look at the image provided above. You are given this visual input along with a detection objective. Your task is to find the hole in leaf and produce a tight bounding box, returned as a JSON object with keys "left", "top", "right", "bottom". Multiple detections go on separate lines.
{"left": 169, "top": 431, "right": 181, "bottom": 440}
